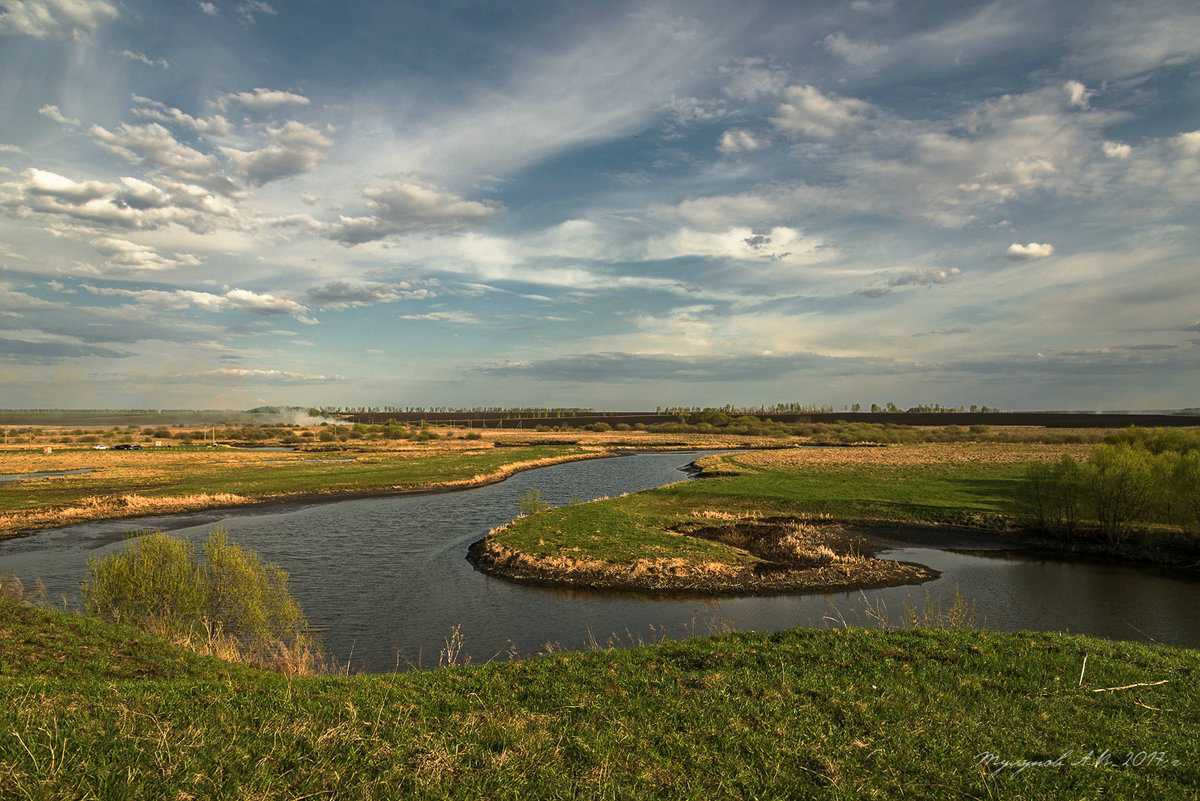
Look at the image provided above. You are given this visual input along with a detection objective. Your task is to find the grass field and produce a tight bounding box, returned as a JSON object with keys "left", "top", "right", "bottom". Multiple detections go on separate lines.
{"left": 2, "top": 598, "right": 1196, "bottom": 799}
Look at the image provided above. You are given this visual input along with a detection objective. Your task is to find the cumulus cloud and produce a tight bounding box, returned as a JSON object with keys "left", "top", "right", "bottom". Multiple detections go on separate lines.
{"left": 1005, "top": 242, "right": 1055, "bottom": 260}
{"left": 0, "top": 0, "right": 117, "bottom": 38}
{"left": 225, "top": 288, "right": 310, "bottom": 318}
{"left": 1102, "top": 141, "right": 1132, "bottom": 159}
{"left": 82, "top": 283, "right": 313, "bottom": 320}
{"left": 221, "top": 121, "right": 333, "bottom": 185}
{"left": 132, "top": 96, "right": 230, "bottom": 135}
{"left": 1063, "top": 80, "right": 1093, "bottom": 108}
{"left": 328, "top": 181, "right": 502, "bottom": 245}
{"left": 717, "top": 129, "right": 765, "bottom": 155}
{"left": 38, "top": 104, "right": 79, "bottom": 126}
{"left": 217, "top": 87, "right": 309, "bottom": 112}
{"left": 2, "top": 168, "right": 235, "bottom": 232}
{"left": 1171, "top": 131, "right": 1200, "bottom": 157}
{"left": 198, "top": 1, "right": 216, "bottom": 15}
{"left": 89, "top": 122, "right": 214, "bottom": 172}
{"left": 770, "top": 85, "right": 873, "bottom": 140}
{"left": 90, "top": 236, "right": 201, "bottom": 272}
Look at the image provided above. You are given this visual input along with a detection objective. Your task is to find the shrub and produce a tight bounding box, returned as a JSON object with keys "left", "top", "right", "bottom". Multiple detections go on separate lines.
{"left": 81, "top": 529, "right": 319, "bottom": 671}
{"left": 519, "top": 488, "right": 550, "bottom": 516}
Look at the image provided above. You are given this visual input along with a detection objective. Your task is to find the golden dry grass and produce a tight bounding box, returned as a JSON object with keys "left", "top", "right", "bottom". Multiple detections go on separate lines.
{"left": 693, "top": 441, "right": 1097, "bottom": 475}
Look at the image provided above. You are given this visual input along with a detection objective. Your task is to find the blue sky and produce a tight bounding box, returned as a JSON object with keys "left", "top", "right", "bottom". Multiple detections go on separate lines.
{"left": 1, "top": 0, "right": 1198, "bottom": 411}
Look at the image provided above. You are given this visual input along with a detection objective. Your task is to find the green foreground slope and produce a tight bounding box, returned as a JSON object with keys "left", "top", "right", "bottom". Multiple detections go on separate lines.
{"left": 3, "top": 600, "right": 1197, "bottom": 799}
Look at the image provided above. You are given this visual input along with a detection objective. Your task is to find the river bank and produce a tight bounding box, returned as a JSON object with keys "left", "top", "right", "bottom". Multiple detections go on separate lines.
{"left": 0, "top": 445, "right": 621, "bottom": 541}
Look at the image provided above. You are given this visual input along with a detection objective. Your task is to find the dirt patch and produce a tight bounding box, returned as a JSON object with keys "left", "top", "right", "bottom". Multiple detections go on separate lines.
{"left": 469, "top": 516, "right": 938, "bottom": 596}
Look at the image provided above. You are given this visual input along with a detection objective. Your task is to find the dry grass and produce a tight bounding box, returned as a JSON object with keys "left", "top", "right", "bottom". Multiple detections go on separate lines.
{"left": 0, "top": 492, "right": 250, "bottom": 538}
{"left": 142, "top": 617, "right": 326, "bottom": 676}
{"left": 696, "top": 441, "right": 1097, "bottom": 475}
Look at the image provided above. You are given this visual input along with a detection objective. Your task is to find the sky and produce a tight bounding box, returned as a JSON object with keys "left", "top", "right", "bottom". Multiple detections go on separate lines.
{"left": 1, "top": 0, "right": 1198, "bottom": 412}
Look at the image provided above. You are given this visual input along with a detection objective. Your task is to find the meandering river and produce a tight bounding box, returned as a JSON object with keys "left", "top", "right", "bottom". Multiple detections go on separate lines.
{"left": 3, "top": 450, "right": 1199, "bottom": 670}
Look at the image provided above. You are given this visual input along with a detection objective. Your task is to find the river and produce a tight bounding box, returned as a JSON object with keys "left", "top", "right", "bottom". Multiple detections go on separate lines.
{"left": 3, "top": 450, "right": 1198, "bottom": 670}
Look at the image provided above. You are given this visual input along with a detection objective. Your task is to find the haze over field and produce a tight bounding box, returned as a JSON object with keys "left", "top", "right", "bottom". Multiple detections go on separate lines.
{"left": 0, "top": 0, "right": 1197, "bottom": 410}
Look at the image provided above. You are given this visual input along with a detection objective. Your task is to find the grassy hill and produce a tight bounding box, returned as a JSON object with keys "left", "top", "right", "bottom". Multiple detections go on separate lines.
{"left": 3, "top": 599, "right": 1196, "bottom": 799}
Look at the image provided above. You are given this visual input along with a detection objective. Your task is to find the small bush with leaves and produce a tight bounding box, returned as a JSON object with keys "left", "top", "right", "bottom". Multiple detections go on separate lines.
{"left": 81, "top": 529, "right": 317, "bottom": 668}
{"left": 519, "top": 488, "right": 550, "bottom": 516}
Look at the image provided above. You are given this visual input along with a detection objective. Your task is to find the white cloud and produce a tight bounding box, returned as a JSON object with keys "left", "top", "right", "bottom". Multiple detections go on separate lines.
{"left": 389, "top": 6, "right": 726, "bottom": 179}
{"left": 82, "top": 284, "right": 312, "bottom": 320}
{"left": 0, "top": 144, "right": 24, "bottom": 154}
{"left": 0, "top": 283, "right": 67, "bottom": 310}
{"left": 1, "top": 168, "right": 239, "bottom": 233}
{"left": 90, "top": 236, "right": 201, "bottom": 272}
{"left": 1063, "top": 80, "right": 1093, "bottom": 109}
{"left": 89, "top": 122, "right": 214, "bottom": 172}
{"left": 1005, "top": 242, "right": 1055, "bottom": 260}
{"left": 1066, "top": 4, "right": 1200, "bottom": 80}
{"left": 221, "top": 121, "right": 333, "bottom": 185}
{"left": 131, "top": 96, "right": 230, "bottom": 135}
{"left": 717, "top": 129, "right": 765, "bottom": 155}
{"left": 856, "top": 267, "right": 960, "bottom": 298}
{"left": 303, "top": 280, "right": 407, "bottom": 309}
{"left": 202, "top": 368, "right": 336, "bottom": 382}
{"left": 234, "top": 1, "right": 275, "bottom": 26}
{"left": 328, "top": 181, "right": 501, "bottom": 245}
{"left": 718, "top": 58, "right": 788, "bottom": 101}
{"left": 120, "top": 50, "right": 169, "bottom": 69}
{"left": 1102, "top": 141, "right": 1132, "bottom": 159}
{"left": 0, "top": 0, "right": 117, "bottom": 38}
{"left": 198, "top": 1, "right": 216, "bottom": 15}
{"left": 1171, "top": 131, "right": 1200, "bottom": 157}
{"left": 771, "top": 85, "right": 873, "bottom": 140}
{"left": 225, "top": 288, "right": 309, "bottom": 317}
{"left": 399, "top": 310, "right": 481, "bottom": 325}
{"left": 217, "top": 87, "right": 309, "bottom": 112}
{"left": 38, "top": 104, "right": 79, "bottom": 126}
{"left": 646, "top": 225, "right": 830, "bottom": 267}
{"left": 822, "top": 32, "right": 888, "bottom": 69}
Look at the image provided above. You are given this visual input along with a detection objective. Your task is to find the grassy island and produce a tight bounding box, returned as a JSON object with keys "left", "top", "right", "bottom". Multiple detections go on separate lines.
{"left": 472, "top": 442, "right": 1088, "bottom": 594}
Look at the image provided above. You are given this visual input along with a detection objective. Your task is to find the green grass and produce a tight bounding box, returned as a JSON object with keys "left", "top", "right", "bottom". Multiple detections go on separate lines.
{"left": 494, "top": 453, "right": 1027, "bottom": 565}
{"left": 0, "top": 445, "right": 590, "bottom": 517}
{"left": 2, "top": 598, "right": 1196, "bottom": 798}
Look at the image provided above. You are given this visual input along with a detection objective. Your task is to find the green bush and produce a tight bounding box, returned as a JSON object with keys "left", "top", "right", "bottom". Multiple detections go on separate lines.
{"left": 519, "top": 488, "right": 550, "bottom": 516}
{"left": 81, "top": 529, "right": 314, "bottom": 663}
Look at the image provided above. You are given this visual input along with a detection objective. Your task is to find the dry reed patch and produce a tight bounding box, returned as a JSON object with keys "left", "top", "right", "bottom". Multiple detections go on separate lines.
{"left": 713, "top": 441, "right": 1096, "bottom": 473}
{"left": 0, "top": 492, "right": 251, "bottom": 539}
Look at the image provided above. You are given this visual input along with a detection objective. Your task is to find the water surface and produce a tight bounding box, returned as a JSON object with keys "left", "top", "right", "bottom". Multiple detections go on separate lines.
{"left": 3, "top": 450, "right": 1198, "bottom": 670}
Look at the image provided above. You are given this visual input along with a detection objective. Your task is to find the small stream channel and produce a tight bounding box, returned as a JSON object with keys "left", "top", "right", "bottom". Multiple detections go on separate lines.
{"left": 3, "top": 450, "right": 1199, "bottom": 670}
